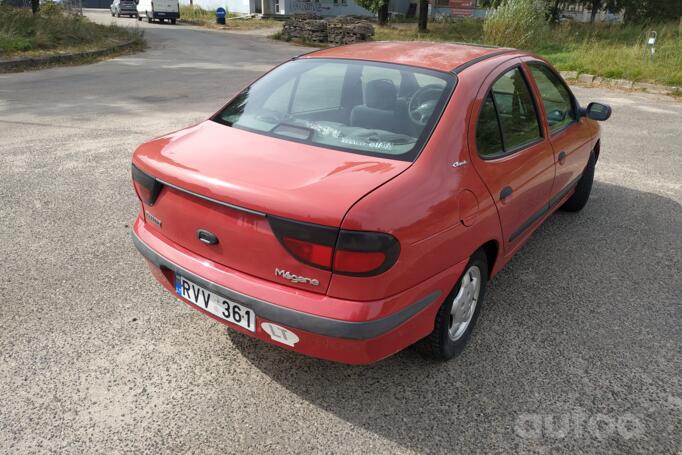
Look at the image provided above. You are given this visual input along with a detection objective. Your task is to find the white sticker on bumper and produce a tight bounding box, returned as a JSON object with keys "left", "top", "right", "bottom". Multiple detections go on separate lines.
{"left": 261, "top": 323, "right": 300, "bottom": 347}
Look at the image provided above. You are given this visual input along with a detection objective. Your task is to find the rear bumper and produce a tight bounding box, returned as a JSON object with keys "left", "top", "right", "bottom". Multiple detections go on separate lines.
{"left": 153, "top": 11, "right": 179, "bottom": 18}
{"left": 132, "top": 216, "right": 466, "bottom": 364}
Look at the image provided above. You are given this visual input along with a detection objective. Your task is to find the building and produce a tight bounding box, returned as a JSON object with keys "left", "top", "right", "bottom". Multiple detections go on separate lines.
{"left": 182, "top": 0, "right": 375, "bottom": 16}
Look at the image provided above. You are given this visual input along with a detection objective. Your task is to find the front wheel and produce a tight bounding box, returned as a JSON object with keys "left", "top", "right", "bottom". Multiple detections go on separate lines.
{"left": 170, "top": 18, "right": 176, "bottom": 24}
{"left": 137, "top": 14, "right": 142, "bottom": 20}
{"left": 116, "top": 10, "right": 120, "bottom": 17}
{"left": 418, "top": 250, "right": 488, "bottom": 361}
{"left": 561, "top": 153, "right": 596, "bottom": 212}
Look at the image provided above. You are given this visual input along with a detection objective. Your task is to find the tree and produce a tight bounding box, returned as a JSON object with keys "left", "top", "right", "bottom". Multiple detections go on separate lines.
{"left": 621, "top": 0, "right": 682, "bottom": 22}
{"left": 418, "top": 0, "right": 428, "bottom": 31}
{"left": 355, "top": 0, "right": 389, "bottom": 25}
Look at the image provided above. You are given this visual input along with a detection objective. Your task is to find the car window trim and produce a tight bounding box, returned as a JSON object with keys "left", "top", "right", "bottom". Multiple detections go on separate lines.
{"left": 475, "top": 63, "right": 545, "bottom": 161}
{"left": 527, "top": 61, "right": 579, "bottom": 136}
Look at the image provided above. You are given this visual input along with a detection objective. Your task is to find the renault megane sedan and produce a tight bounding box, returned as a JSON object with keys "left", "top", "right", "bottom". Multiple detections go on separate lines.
{"left": 131, "top": 42, "right": 611, "bottom": 364}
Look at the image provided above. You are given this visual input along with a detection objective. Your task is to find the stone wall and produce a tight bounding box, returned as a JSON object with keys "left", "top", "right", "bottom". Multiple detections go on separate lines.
{"left": 281, "top": 15, "right": 374, "bottom": 44}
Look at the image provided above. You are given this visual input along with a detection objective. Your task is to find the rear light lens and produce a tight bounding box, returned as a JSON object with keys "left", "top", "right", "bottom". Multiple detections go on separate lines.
{"left": 333, "top": 230, "right": 400, "bottom": 276}
{"left": 132, "top": 164, "right": 163, "bottom": 205}
{"left": 282, "top": 237, "right": 333, "bottom": 269}
{"left": 268, "top": 216, "right": 337, "bottom": 269}
{"left": 268, "top": 216, "right": 400, "bottom": 276}
{"left": 333, "top": 250, "right": 386, "bottom": 274}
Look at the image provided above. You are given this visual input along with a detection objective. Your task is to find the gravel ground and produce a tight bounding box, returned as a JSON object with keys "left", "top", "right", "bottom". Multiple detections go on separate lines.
{"left": 0, "top": 9, "right": 680, "bottom": 454}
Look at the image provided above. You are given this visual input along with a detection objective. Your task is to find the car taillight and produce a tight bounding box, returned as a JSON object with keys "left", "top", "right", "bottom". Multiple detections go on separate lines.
{"left": 268, "top": 216, "right": 400, "bottom": 276}
{"left": 333, "top": 230, "right": 399, "bottom": 275}
{"left": 131, "top": 164, "right": 163, "bottom": 205}
{"left": 268, "top": 217, "right": 337, "bottom": 269}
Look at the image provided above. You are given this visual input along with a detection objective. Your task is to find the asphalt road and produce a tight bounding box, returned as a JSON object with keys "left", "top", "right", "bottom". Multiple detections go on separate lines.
{"left": 1, "top": 9, "right": 681, "bottom": 454}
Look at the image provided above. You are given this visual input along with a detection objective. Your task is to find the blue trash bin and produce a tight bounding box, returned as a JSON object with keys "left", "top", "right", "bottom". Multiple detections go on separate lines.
{"left": 216, "top": 7, "right": 226, "bottom": 24}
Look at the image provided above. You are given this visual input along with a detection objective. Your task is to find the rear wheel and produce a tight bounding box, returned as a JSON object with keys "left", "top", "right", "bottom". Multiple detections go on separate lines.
{"left": 418, "top": 250, "right": 488, "bottom": 361}
{"left": 170, "top": 18, "right": 176, "bottom": 24}
{"left": 147, "top": 13, "right": 152, "bottom": 23}
{"left": 561, "top": 153, "right": 596, "bottom": 212}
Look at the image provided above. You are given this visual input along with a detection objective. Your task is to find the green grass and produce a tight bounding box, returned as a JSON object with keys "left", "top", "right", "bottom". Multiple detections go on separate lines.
{"left": 375, "top": 19, "right": 682, "bottom": 86}
{"left": 0, "top": 3, "right": 143, "bottom": 58}
{"left": 179, "top": 5, "right": 281, "bottom": 30}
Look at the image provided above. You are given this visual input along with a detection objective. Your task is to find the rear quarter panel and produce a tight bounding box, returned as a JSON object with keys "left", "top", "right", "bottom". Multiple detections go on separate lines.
{"left": 327, "top": 75, "right": 503, "bottom": 302}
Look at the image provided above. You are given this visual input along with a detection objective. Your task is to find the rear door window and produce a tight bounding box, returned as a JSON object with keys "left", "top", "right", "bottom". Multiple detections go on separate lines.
{"left": 475, "top": 66, "right": 543, "bottom": 159}
{"left": 490, "top": 67, "right": 542, "bottom": 152}
{"left": 476, "top": 93, "right": 504, "bottom": 158}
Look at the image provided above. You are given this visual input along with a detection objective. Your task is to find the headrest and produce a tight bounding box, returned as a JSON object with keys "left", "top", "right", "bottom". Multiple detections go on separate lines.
{"left": 365, "top": 79, "right": 397, "bottom": 111}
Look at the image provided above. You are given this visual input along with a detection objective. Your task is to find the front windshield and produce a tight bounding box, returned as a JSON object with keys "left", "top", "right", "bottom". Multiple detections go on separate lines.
{"left": 213, "top": 58, "right": 455, "bottom": 161}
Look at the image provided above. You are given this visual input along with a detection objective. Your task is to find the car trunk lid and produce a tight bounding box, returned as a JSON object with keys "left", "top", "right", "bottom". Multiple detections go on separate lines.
{"left": 133, "top": 120, "right": 409, "bottom": 293}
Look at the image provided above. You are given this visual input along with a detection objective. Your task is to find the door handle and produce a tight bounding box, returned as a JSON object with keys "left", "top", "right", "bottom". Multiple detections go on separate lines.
{"left": 500, "top": 186, "right": 513, "bottom": 201}
{"left": 558, "top": 151, "right": 567, "bottom": 164}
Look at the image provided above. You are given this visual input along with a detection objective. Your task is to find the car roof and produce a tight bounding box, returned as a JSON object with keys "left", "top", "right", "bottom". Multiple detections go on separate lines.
{"left": 302, "top": 41, "right": 516, "bottom": 73}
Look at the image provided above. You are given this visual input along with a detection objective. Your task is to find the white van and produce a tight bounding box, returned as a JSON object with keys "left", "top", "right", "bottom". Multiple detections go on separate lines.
{"left": 136, "top": 0, "right": 180, "bottom": 24}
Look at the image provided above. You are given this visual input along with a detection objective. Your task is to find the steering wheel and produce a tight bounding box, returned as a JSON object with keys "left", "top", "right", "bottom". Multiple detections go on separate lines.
{"left": 408, "top": 85, "right": 443, "bottom": 126}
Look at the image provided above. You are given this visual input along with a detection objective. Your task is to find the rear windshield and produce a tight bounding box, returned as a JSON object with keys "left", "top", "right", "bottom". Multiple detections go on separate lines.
{"left": 212, "top": 58, "right": 455, "bottom": 161}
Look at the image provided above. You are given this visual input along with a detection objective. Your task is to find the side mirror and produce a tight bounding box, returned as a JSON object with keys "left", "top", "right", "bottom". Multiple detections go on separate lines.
{"left": 583, "top": 102, "right": 612, "bottom": 121}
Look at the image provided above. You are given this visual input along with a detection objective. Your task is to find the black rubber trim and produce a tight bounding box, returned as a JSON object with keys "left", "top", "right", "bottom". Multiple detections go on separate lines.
{"left": 508, "top": 204, "right": 549, "bottom": 243}
{"left": 132, "top": 233, "right": 441, "bottom": 340}
{"left": 549, "top": 174, "right": 581, "bottom": 208}
{"left": 508, "top": 174, "right": 582, "bottom": 243}
{"left": 451, "top": 49, "right": 514, "bottom": 74}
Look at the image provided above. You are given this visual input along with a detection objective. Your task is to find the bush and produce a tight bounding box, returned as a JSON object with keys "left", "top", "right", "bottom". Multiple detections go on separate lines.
{"left": 0, "top": 31, "right": 31, "bottom": 53}
{"left": 179, "top": 5, "right": 216, "bottom": 23}
{"left": 483, "top": 0, "right": 548, "bottom": 49}
{"left": 0, "top": 3, "right": 141, "bottom": 56}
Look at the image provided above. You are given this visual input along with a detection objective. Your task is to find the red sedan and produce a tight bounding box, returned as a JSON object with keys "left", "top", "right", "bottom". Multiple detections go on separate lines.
{"left": 131, "top": 42, "right": 611, "bottom": 364}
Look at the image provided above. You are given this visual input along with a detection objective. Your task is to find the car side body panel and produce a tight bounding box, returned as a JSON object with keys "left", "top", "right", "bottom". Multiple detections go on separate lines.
{"left": 330, "top": 70, "right": 507, "bottom": 301}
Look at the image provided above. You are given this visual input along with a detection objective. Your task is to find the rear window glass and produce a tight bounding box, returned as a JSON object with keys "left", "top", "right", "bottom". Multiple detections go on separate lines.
{"left": 213, "top": 59, "right": 455, "bottom": 161}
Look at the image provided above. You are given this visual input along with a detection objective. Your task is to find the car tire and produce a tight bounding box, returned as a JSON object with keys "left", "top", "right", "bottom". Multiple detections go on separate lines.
{"left": 561, "top": 152, "right": 596, "bottom": 212}
{"left": 116, "top": 11, "right": 120, "bottom": 17}
{"left": 170, "top": 18, "right": 176, "bottom": 24}
{"left": 137, "top": 14, "right": 142, "bottom": 20}
{"left": 147, "top": 14, "right": 152, "bottom": 23}
{"left": 417, "top": 249, "right": 488, "bottom": 361}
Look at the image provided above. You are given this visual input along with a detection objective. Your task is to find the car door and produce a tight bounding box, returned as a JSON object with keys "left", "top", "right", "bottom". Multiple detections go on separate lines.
{"left": 524, "top": 59, "right": 595, "bottom": 204}
{"left": 469, "top": 60, "right": 556, "bottom": 254}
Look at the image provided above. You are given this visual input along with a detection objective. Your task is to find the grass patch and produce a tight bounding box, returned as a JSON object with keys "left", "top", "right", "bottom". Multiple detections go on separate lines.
{"left": 0, "top": 3, "right": 143, "bottom": 58}
{"left": 179, "top": 5, "right": 281, "bottom": 30}
{"left": 375, "top": 19, "right": 682, "bottom": 86}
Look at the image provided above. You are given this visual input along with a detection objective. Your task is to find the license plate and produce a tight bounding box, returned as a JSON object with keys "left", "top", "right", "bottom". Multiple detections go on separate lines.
{"left": 175, "top": 275, "right": 256, "bottom": 332}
